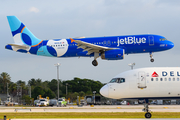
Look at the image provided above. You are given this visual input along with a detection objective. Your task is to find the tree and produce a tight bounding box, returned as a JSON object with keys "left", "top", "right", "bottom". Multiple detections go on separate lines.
{"left": 22, "top": 95, "right": 31, "bottom": 105}
{"left": 17, "top": 80, "right": 26, "bottom": 88}
{"left": 68, "top": 92, "right": 79, "bottom": 102}
{"left": 48, "top": 79, "right": 57, "bottom": 92}
{"left": 31, "top": 86, "right": 45, "bottom": 99}
{"left": 44, "top": 88, "right": 56, "bottom": 99}
{"left": 79, "top": 91, "right": 85, "bottom": 97}
{"left": 0, "top": 72, "right": 11, "bottom": 93}
{"left": 28, "top": 78, "right": 36, "bottom": 86}
{"left": 9, "top": 82, "right": 17, "bottom": 97}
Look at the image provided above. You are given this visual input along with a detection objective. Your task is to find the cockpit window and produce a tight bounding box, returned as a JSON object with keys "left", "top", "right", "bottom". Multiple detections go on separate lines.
{"left": 159, "top": 38, "right": 167, "bottom": 41}
{"left": 110, "top": 78, "right": 125, "bottom": 83}
{"left": 110, "top": 78, "right": 118, "bottom": 83}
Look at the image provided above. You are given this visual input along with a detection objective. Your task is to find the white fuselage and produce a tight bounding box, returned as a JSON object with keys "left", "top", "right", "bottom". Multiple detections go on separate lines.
{"left": 100, "top": 67, "right": 180, "bottom": 99}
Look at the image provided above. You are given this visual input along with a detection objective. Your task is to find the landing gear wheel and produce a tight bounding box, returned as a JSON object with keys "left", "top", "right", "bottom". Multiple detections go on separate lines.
{"left": 92, "top": 60, "right": 98, "bottom": 66}
{"left": 150, "top": 58, "right": 154, "bottom": 62}
{"left": 145, "top": 112, "right": 152, "bottom": 118}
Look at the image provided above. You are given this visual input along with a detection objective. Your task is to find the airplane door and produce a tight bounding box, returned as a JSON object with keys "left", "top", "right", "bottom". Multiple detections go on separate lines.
{"left": 149, "top": 36, "right": 154, "bottom": 46}
{"left": 138, "top": 71, "right": 147, "bottom": 88}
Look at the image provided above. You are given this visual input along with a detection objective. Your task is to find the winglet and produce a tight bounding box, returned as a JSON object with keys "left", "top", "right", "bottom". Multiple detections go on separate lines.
{"left": 70, "top": 38, "right": 75, "bottom": 43}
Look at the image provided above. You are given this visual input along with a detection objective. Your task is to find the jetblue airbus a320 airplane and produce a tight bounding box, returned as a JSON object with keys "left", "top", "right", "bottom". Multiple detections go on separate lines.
{"left": 5, "top": 16, "right": 174, "bottom": 66}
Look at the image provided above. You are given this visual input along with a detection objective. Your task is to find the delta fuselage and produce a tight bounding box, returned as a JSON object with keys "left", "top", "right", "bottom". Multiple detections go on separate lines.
{"left": 100, "top": 67, "right": 180, "bottom": 100}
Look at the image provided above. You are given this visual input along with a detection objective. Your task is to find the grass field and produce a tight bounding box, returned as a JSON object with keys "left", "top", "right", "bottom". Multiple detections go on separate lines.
{"left": 1, "top": 112, "right": 180, "bottom": 119}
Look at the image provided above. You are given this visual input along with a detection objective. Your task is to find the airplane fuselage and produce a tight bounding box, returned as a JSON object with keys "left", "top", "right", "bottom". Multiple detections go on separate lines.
{"left": 100, "top": 67, "right": 180, "bottom": 100}
{"left": 5, "top": 16, "right": 174, "bottom": 66}
{"left": 6, "top": 35, "right": 173, "bottom": 57}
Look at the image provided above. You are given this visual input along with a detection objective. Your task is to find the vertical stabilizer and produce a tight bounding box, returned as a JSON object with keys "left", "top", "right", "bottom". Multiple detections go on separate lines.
{"left": 7, "top": 16, "right": 42, "bottom": 46}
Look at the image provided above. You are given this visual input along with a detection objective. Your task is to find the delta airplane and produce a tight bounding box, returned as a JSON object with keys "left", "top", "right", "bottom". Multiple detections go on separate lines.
{"left": 100, "top": 67, "right": 180, "bottom": 118}
{"left": 5, "top": 16, "right": 174, "bottom": 66}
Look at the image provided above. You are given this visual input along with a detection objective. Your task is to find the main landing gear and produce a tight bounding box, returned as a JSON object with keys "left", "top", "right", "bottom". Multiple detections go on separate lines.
{"left": 150, "top": 52, "right": 154, "bottom": 62}
{"left": 92, "top": 52, "right": 99, "bottom": 66}
{"left": 142, "top": 99, "right": 152, "bottom": 118}
{"left": 92, "top": 59, "right": 98, "bottom": 66}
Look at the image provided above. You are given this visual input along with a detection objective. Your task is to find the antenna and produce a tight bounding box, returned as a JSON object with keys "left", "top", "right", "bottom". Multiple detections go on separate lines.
{"left": 128, "top": 63, "right": 135, "bottom": 70}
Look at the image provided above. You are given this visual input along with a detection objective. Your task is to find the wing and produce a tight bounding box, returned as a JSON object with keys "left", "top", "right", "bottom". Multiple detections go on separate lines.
{"left": 70, "top": 38, "right": 118, "bottom": 55}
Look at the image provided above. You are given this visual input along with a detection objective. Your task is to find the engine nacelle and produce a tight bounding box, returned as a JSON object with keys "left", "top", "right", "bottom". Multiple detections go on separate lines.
{"left": 101, "top": 49, "right": 124, "bottom": 60}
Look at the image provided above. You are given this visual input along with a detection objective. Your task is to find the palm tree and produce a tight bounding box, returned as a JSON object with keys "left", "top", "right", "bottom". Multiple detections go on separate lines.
{"left": 0, "top": 72, "right": 11, "bottom": 94}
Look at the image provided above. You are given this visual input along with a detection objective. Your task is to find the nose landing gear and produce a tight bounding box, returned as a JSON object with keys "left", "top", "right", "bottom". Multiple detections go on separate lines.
{"left": 143, "top": 104, "right": 152, "bottom": 118}
{"left": 145, "top": 112, "right": 152, "bottom": 118}
{"left": 150, "top": 52, "right": 154, "bottom": 62}
{"left": 142, "top": 99, "right": 152, "bottom": 118}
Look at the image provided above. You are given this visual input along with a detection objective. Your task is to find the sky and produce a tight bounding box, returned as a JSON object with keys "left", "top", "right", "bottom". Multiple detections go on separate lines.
{"left": 1, "top": 0, "right": 180, "bottom": 84}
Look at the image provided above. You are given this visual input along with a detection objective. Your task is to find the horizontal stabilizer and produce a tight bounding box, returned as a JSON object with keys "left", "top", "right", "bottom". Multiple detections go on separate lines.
{"left": 8, "top": 43, "right": 29, "bottom": 49}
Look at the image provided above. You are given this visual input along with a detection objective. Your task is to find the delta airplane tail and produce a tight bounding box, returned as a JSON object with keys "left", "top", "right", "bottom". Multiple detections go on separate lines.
{"left": 7, "top": 16, "right": 42, "bottom": 47}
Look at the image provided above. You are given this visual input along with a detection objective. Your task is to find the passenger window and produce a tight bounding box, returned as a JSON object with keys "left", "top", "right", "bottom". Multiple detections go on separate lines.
{"left": 151, "top": 78, "right": 153, "bottom": 81}
{"left": 160, "top": 78, "right": 163, "bottom": 81}
{"left": 164, "top": 78, "right": 167, "bottom": 81}
{"left": 177, "top": 78, "right": 179, "bottom": 81}
{"left": 173, "top": 78, "right": 175, "bottom": 81}
{"left": 156, "top": 78, "right": 158, "bottom": 81}
{"left": 169, "top": 78, "right": 171, "bottom": 81}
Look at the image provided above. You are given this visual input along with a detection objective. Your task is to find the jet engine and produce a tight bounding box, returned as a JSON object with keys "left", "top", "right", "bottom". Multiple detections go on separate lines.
{"left": 101, "top": 49, "right": 124, "bottom": 60}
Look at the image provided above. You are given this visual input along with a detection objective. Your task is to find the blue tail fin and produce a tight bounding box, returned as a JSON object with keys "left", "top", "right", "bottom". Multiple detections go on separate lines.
{"left": 7, "top": 16, "right": 42, "bottom": 46}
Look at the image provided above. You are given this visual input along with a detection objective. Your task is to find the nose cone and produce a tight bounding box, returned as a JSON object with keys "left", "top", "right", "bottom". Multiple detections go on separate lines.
{"left": 167, "top": 41, "right": 174, "bottom": 49}
{"left": 168, "top": 41, "right": 174, "bottom": 49}
{"left": 100, "top": 85, "right": 109, "bottom": 98}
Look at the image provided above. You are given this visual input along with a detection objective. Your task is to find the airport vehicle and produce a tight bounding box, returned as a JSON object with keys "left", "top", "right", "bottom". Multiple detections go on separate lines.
{"left": 6, "top": 16, "right": 174, "bottom": 66}
{"left": 100, "top": 67, "right": 180, "bottom": 118}
{"left": 49, "top": 99, "right": 58, "bottom": 107}
{"left": 4, "top": 95, "right": 14, "bottom": 106}
{"left": 39, "top": 98, "right": 49, "bottom": 106}
{"left": 85, "top": 96, "right": 102, "bottom": 105}
{"left": 34, "top": 100, "right": 40, "bottom": 106}
{"left": 58, "top": 98, "right": 67, "bottom": 107}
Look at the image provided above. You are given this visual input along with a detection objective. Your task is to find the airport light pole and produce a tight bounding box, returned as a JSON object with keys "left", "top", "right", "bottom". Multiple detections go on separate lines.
{"left": 93, "top": 91, "right": 96, "bottom": 104}
{"left": 28, "top": 85, "right": 31, "bottom": 98}
{"left": 55, "top": 63, "right": 60, "bottom": 100}
{"left": 128, "top": 63, "right": 135, "bottom": 70}
{"left": 17, "top": 86, "right": 22, "bottom": 104}
{"left": 66, "top": 83, "right": 68, "bottom": 99}
{"left": 7, "top": 83, "right": 9, "bottom": 97}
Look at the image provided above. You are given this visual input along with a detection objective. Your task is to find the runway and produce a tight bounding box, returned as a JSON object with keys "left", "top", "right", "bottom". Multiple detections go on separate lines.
{"left": 0, "top": 105, "right": 180, "bottom": 112}
{"left": 11, "top": 118, "right": 179, "bottom": 120}
{"left": 0, "top": 105, "right": 180, "bottom": 120}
